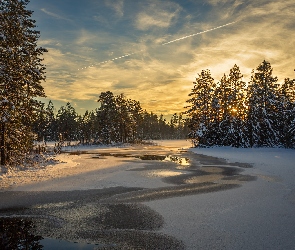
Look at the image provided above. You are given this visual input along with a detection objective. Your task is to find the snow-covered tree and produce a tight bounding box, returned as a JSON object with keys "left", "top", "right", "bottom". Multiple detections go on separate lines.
{"left": 56, "top": 103, "right": 78, "bottom": 141}
{"left": 96, "top": 91, "right": 119, "bottom": 144}
{"left": 246, "top": 61, "right": 279, "bottom": 147}
{"left": 115, "top": 94, "right": 130, "bottom": 143}
{"left": 227, "top": 64, "right": 247, "bottom": 147}
{"left": 185, "top": 69, "right": 216, "bottom": 146}
{"left": 212, "top": 74, "right": 232, "bottom": 145}
{"left": 0, "top": 0, "right": 47, "bottom": 166}
{"left": 210, "top": 65, "right": 247, "bottom": 147}
{"left": 45, "top": 100, "right": 57, "bottom": 141}
{"left": 277, "top": 78, "right": 295, "bottom": 148}
{"left": 32, "top": 102, "right": 47, "bottom": 141}
{"left": 77, "top": 110, "right": 96, "bottom": 144}
{"left": 125, "top": 98, "right": 143, "bottom": 142}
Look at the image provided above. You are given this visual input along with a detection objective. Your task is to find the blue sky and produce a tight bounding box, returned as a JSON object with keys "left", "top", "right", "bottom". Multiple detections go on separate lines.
{"left": 28, "top": 0, "right": 295, "bottom": 116}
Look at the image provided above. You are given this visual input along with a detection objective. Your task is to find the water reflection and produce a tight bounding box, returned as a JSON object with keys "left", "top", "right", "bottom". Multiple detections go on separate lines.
{"left": 165, "top": 156, "right": 190, "bottom": 168}
{"left": 147, "top": 170, "right": 184, "bottom": 177}
{"left": 138, "top": 155, "right": 166, "bottom": 161}
{"left": 92, "top": 152, "right": 191, "bottom": 167}
{"left": 0, "top": 217, "right": 105, "bottom": 249}
{"left": 0, "top": 218, "right": 43, "bottom": 250}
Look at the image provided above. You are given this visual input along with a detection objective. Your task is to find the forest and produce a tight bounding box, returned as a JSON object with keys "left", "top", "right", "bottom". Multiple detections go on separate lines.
{"left": 32, "top": 92, "right": 188, "bottom": 144}
{"left": 185, "top": 62, "right": 295, "bottom": 148}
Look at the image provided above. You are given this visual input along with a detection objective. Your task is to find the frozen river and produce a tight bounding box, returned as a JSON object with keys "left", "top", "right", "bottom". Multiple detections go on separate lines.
{"left": 0, "top": 140, "right": 294, "bottom": 249}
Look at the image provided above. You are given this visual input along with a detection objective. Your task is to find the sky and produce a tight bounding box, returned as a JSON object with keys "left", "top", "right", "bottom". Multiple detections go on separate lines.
{"left": 27, "top": 0, "right": 295, "bottom": 117}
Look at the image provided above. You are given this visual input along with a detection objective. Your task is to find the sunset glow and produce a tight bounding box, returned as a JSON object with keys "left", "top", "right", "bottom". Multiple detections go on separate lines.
{"left": 28, "top": 0, "right": 295, "bottom": 116}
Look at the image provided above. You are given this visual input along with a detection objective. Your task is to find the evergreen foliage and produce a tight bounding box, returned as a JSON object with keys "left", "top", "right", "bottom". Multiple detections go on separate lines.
{"left": 32, "top": 92, "right": 188, "bottom": 145}
{"left": 185, "top": 61, "right": 295, "bottom": 148}
{"left": 0, "top": 0, "right": 47, "bottom": 166}
{"left": 246, "top": 60, "right": 279, "bottom": 147}
{"left": 185, "top": 69, "right": 215, "bottom": 146}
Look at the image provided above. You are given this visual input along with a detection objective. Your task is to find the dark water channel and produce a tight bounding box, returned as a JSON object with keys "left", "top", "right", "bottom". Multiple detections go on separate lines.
{"left": 0, "top": 217, "right": 106, "bottom": 249}
{"left": 0, "top": 146, "right": 255, "bottom": 249}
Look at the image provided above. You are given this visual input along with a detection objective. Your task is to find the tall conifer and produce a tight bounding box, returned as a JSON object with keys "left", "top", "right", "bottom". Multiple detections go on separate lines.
{"left": 246, "top": 60, "right": 279, "bottom": 147}
{"left": 0, "top": 0, "right": 47, "bottom": 166}
{"left": 185, "top": 69, "right": 215, "bottom": 146}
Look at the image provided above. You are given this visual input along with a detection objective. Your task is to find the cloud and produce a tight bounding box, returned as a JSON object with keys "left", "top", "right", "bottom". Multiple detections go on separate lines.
{"left": 136, "top": 12, "right": 175, "bottom": 30}
{"left": 104, "top": 0, "right": 124, "bottom": 17}
{"left": 40, "top": 8, "right": 71, "bottom": 21}
{"left": 40, "top": 0, "right": 295, "bottom": 117}
{"left": 135, "top": 1, "right": 181, "bottom": 30}
{"left": 37, "top": 39, "right": 62, "bottom": 47}
{"left": 181, "top": 0, "right": 295, "bottom": 83}
{"left": 44, "top": 49, "right": 190, "bottom": 115}
{"left": 75, "top": 29, "right": 99, "bottom": 45}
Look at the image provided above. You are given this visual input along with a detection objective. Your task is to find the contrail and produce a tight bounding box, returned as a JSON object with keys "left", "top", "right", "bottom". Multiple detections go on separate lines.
{"left": 161, "top": 21, "right": 236, "bottom": 45}
{"left": 77, "top": 51, "right": 141, "bottom": 70}
{"left": 77, "top": 21, "right": 236, "bottom": 70}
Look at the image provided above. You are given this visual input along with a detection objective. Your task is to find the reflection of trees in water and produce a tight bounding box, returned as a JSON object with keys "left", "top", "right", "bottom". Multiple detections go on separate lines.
{"left": 0, "top": 218, "right": 43, "bottom": 250}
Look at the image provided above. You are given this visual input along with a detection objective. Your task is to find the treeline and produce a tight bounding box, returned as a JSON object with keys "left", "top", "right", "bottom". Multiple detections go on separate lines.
{"left": 185, "top": 60, "right": 295, "bottom": 148}
{"left": 33, "top": 91, "right": 189, "bottom": 144}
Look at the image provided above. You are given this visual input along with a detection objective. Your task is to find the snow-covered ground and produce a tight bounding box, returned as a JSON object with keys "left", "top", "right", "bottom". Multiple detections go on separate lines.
{"left": 1, "top": 140, "right": 294, "bottom": 249}
{"left": 1, "top": 140, "right": 294, "bottom": 192}
{"left": 149, "top": 141, "right": 295, "bottom": 249}
{"left": 190, "top": 146, "right": 295, "bottom": 189}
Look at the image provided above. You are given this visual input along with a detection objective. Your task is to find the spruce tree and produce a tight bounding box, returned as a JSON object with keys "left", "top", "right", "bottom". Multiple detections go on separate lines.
{"left": 246, "top": 60, "right": 279, "bottom": 147}
{"left": 115, "top": 93, "right": 130, "bottom": 143}
{"left": 0, "top": 0, "right": 47, "bottom": 166}
{"left": 77, "top": 110, "right": 96, "bottom": 144}
{"left": 97, "top": 91, "right": 118, "bottom": 144}
{"left": 45, "top": 100, "right": 57, "bottom": 141}
{"left": 228, "top": 64, "right": 247, "bottom": 147}
{"left": 32, "top": 102, "right": 47, "bottom": 141}
{"left": 211, "top": 65, "right": 247, "bottom": 147}
{"left": 278, "top": 78, "right": 295, "bottom": 148}
{"left": 213, "top": 74, "right": 232, "bottom": 145}
{"left": 127, "top": 99, "right": 143, "bottom": 142}
{"left": 56, "top": 103, "right": 78, "bottom": 142}
{"left": 185, "top": 70, "right": 215, "bottom": 146}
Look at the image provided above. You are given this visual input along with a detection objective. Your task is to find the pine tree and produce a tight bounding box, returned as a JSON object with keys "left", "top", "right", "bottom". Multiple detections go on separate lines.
{"left": 32, "top": 102, "right": 47, "bottom": 141}
{"left": 185, "top": 69, "right": 215, "bottom": 146}
{"left": 210, "top": 65, "right": 247, "bottom": 147}
{"left": 56, "top": 103, "right": 78, "bottom": 142}
{"left": 246, "top": 60, "right": 279, "bottom": 147}
{"left": 97, "top": 91, "right": 118, "bottom": 144}
{"left": 45, "top": 100, "right": 57, "bottom": 141}
{"left": 125, "top": 98, "right": 143, "bottom": 142}
{"left": 213, "top": 74, "right": 232, "bottom": 145}
{"left": 77, "top": 110, "right": 96, "bottom": 144}
{"left": 170, "top": 113, "right": 179, "bottom": 139}
{"left": 115, "top": 94, "right": 130, "bottom": 143}
{"left": 227, "top": 64, "right": 247, "bottom": 147}
{"left": 278, "top": 78, "right": 295, "bottom": 148}
{"left": 0, "top": 0, "right": 47, "bottom": 166}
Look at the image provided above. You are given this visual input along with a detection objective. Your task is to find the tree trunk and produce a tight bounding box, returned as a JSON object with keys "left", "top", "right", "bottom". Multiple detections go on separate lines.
{"left": 1, "top": 123, "right": 6, "bottom": 166}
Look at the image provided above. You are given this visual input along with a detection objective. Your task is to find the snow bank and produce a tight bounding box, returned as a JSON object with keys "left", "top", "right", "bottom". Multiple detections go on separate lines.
{"left": 189, "top": 146, "right": 295, "bottom": 188}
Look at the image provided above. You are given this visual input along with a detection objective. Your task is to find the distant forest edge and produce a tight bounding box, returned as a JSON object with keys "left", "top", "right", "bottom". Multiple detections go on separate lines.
{"left": 33, "top": 92, "right": 189, "bottom": 144}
